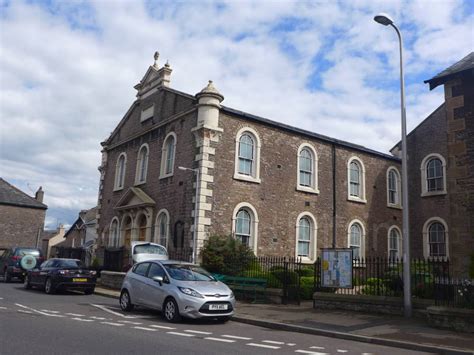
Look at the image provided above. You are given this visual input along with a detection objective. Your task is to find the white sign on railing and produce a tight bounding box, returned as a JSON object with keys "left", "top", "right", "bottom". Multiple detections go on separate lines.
{"left": 321, "top": 248, "right": 353, "bottom": 288}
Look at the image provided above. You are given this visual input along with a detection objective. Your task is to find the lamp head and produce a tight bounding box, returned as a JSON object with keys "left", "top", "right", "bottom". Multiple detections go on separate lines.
{"left": 374, "top": 13, "right": 394, "bottom": 26}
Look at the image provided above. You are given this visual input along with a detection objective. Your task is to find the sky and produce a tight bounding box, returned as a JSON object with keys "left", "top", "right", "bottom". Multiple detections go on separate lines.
{"left": 0, "top": 0, "right": 473, "bottom": 231}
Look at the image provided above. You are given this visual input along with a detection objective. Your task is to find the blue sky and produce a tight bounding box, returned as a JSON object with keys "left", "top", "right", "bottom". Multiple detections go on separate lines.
{"left": 0, "top": 0, "right": 473, "bottom": 230}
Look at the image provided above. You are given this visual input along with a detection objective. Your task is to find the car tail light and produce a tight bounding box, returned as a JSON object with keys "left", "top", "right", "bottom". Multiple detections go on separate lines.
{"left": 11, "top": 256, "right": 21, "bottom": 261}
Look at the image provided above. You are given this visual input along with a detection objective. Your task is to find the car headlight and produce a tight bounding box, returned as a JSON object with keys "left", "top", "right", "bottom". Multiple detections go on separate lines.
{"left": 178, "top": 287, "right": 204, "bottom": 298}
{"left": 229, "top": 291, "right": 235, "bottom": 299}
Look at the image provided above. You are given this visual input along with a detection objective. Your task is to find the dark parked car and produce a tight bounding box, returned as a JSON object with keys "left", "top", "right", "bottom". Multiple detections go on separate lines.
{"left": 24, "top": 258, "right": 97, "bottom": 295}
{"left": 0, "top": 247, "right": 44, "bottom": 282}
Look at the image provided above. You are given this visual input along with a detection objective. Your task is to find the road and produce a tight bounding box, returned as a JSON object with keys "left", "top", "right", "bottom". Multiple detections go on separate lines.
{"left": 0, "top": 281, "right": 432, "bottom": 355}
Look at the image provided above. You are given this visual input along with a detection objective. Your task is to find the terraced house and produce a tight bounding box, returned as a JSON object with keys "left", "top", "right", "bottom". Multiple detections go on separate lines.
{"left": 95, "top": 52, "right": 405, "bottom": 269}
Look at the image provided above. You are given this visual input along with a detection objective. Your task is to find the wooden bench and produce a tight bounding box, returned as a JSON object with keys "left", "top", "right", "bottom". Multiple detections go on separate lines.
{"left": 222, "top": 276, "right": 267, "bottom": 303}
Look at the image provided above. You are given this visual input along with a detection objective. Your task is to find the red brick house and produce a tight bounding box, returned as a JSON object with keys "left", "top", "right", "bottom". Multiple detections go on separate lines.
{"left": 96, "top": 52, "right": 404, "bottom": 267}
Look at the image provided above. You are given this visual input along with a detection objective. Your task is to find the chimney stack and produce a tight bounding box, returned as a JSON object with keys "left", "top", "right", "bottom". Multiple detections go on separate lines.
{"left": 35, "top": 186, "right": 44, "bottom": 203}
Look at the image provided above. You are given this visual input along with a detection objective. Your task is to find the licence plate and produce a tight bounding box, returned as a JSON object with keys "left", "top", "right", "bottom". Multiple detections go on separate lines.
{"left": 209, "top": 304, "right": 228, "bottom": 310}
{"left": 73, "top": 278, "right": 87, "bottom": 282}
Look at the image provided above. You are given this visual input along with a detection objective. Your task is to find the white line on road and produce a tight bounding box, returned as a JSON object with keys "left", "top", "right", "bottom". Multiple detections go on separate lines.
{"left": 287, "top": 343, "right": 296, "bottom": 346}
{"left": 71, "top": 318, "right": 94, "bottom": 322}
{"left": 100, "top": 322, "right": 125, "bottom": 327}
{"left": 15, "top": 303, "right": 65, "bottom": 317}
{"left": 150, "top": 325, "right": 176, "bottom": 330}
{"left": 310, "top": 346, "right": 326, "bottom": 350}
{"left": 89, "top": 316, "right": 107, "bottom": 320}
{"left": 90, "top": 304, "right": 137, "bottom": 319}
{"left": 246, "top": 343, "right": 281, "bottom": 349}
{"left": 262, "top": 340, "right": 285, "bottom": 345}
{"left": 184, "top": 330, "right": 212, "bottom": 335}
{"left": 337, "top": 350, "right": 348, "bottom": 353}
{"left": 167, "top": 332, "right": 195, "bottom": 337}
{"left": 18, "top": 310, "right": 33, "bottom": 314}
{"left": 0, "top": 297, "right": 4, "bottom": 300}
{"left": 204, "top": 337, "right": 235, "bottom": 343}
{"left": 66, "top": 313, "right": 85, "bottom": 317}
{"left": 133, "top": 326, "right": 157, "bottom": 332}
{"left": 0, "top": 306, "right": 7, "bottom": 310}
{"left": 40, "top": 310, "right": 60, "bottom": 313}
{"left": 295, "top": 351, "right": 328, "bottom": 355}
{"left": 118, "top": 320, "right": 142, "bottom": 325}
{"left": 222, "top": 335, "right": 252, "bottom": 340}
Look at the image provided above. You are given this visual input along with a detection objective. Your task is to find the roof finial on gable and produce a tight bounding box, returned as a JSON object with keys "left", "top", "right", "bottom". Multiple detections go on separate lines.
{"left": 153, "top": 51, "right": 159, "bottom": 68}
{"left": 165, "top": 60, "right": 170, "bottom": 68}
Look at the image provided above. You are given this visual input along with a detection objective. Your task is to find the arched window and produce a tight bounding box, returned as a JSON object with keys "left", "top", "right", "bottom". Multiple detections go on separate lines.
{"left": 155, "top": 210, "right": 169, "bottom": 248}
{"left": 295, "top": 212, "right": 317, "bottom": 262}
{"left": 114, "top": 153, "right": 127, "bottom": 190}
{"left": 348, "top": 220, "right": 365, "bottom": 259}
{"left": 388, "top": 226, "right": 402, "bottom": 259}
{"left": 423, "top": 217, "right": 449, "bottom": 258}
{"left": 232, "top": 202, "right": 259, "bottom": 252}
{"left": 160, "top": 133, "right": 176, "bottom": 178}
{"left": 347, "top": 157, "right": 366, "bottom": 202}
{"left": 421, "top": 154, "right": 447, "bottom": 196}
{"left": 234, "top": 128, "right": 261, "bottom": 183}
{"left": 109, "top": 218, "right": 120, "bottom": 247}
{"left": 387, "top": 167, "right": 401, "bottom": 207}
{"left": 135, "top": 144, "right": 149, "bottom": 184}
{"left": 297, "top": 144, "right": 319, "bottom": 193}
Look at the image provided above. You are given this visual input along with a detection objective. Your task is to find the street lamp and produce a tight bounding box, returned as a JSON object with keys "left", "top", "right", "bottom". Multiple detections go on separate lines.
{"left": 374, "top": 13, "right": 412, "bottom": 317}
{"left": 178, "top": 166, "right": 200, "bottom": 264}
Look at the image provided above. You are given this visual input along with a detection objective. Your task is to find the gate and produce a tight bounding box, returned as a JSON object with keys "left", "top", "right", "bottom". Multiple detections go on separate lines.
{"left": 104, "top": 248, "right": 124, "bottom": 272}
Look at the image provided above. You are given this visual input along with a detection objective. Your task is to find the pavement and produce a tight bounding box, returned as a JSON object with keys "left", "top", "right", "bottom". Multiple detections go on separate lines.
{"left": 95, "top": 286, "right": 474, "bottom": 355}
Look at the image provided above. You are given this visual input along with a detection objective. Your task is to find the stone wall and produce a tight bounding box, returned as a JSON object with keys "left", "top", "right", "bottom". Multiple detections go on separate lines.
{"left": 427, "top": 306, "right": 474, "bottom": 333}
{"left": 99, "top": 271, "right": 126, "bottom": 290}
{"left": 0, "top": 205, "right": 46, "bottom": 248}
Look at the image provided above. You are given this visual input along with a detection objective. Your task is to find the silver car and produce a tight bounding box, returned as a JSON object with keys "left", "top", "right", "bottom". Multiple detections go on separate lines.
{"left": 119, "top": 260, "right": 235, "bottom": 322}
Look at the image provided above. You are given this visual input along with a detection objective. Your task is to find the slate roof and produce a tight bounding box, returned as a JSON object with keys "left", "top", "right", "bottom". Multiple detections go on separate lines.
{"left": 425, "top": 52, "right": 474, "bottom": 90}
{"left": 0, "top": 178, "right": 47, "bottom": 210}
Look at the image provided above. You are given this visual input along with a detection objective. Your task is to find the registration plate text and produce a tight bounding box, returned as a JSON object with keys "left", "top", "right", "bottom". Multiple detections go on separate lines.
{"left": 73, "top": 278, "right": 87, "bottom": 282}
{"left": 209, "top": 304, "right": 228, "bottom": 310}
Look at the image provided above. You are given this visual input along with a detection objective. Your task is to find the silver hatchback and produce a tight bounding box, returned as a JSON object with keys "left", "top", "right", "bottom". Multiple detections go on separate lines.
{"left": 119, "top": 260, "right": 235, "bottom": 322}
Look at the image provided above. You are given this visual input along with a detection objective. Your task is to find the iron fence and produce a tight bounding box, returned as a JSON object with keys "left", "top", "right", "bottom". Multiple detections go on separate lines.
{"left": 168, "top": 249, "right": 193, "bottom": 262}
{"left": 434, "top": 278, "right": 474, "bottom": 309}
{"left": 103, "top": 248, "right": 124, "bottom": 272}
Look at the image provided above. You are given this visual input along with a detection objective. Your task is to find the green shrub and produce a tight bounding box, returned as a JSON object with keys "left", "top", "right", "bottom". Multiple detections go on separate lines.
{"left": 299, "top": 276, "right": 315, "bottom": 300}
{"left": 296, "top": 266, "right": 314, "bottom": 277}
{"left": 240, "top": 270, "right": 281, "bottom": 288}
{"left": 271, "top": 270, "right": 298, "bottom": 285}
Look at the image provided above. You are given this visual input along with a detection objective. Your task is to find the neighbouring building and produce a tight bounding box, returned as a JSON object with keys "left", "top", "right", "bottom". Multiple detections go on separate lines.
{"left": 391, "top": 52, "right": 474, "bottom": 277}
{"left": 96, "top": 52, "right": 404, "bottom": 269}
{"left": 41, "top": 224, "right": 66, "bottom": 259}
{"left": 0, "top": 178, "right": 47, "bottom": 249}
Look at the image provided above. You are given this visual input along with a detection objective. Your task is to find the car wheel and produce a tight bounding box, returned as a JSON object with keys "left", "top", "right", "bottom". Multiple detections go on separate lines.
{"left": 24, "top": 275, "right": 31, "bottom": 289}
{"left": 3, "top": 270, "right": 11, "bottom": 283}
{"left": 84, "top": 288, "right": 95, "bottom": 295}
{"left": 44, "top": 278, "right": 55, "bottom": 294}
{"left": 163, "top": 298, "right": 181, "bottom": 323}
{"left": 119, "top": 290, "right": 134, "bottom": 311}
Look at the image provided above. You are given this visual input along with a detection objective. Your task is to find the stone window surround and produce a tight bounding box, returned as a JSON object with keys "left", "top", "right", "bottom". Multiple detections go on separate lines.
{"left": 347, "top": 219, "right": 366, "bottom": 259}
{"left": 134, "top": 143, "right": 149, "bottom": 186}
{"left": 422, "top": 217, "right": 449, "bottom": 258}
{"left": 109, "top": 217, "right": 120, "bottom": 247}
{"left": 296, "top": 143, "right": 319, "bottom": 194}
{"left": 231, "top": 202, "right": 259, "bottom": 254}
{"left": 386, "top": 166, "right": 402, "bottom": 209}
{"left": 347, "top": 156, "right": 367, "bottom": 203}
{"left": 154, "top": 208, "right": 170, "bottom": 248}
{"left": 420, "top": 153, "right": 447, "bottom": 197}
{"left": 160, "top": 132, "right": 177, "bottom": 179}
{"left": 295, "top": 211, "right": 318, "bottom": 263}
{"left": 233, "top": 127, "right": 261, "bottom": 184}
{"left": 119, "top": 210, "right": 153, "bottom": 245}
{"left": 113, "top": 152, "right": 127, "bottom": 191}
{"left": 387, "top": 225, "right": 402, "bottom": 259}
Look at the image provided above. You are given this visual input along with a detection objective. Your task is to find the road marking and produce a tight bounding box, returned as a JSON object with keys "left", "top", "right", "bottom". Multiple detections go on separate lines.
{"left": 337, "top": 350, "right": 348, "bottom": 353}
{"left": 310, "top": 347, "right": 326, "bottom": 350}
{"left": 204, "top": 337, "right": 235, "bottom": 343}
{"left": 167, "top": 332, "right": 195, "bottom": 337}
{"left": 18, "top": 310, "right": 33, "bottom": 314}
{"left": 0, "top": 297, "right": 4, "bottom": 300}
{"left": 41, "top": 310, "right": 59, "bottom": 313}
{"left": 118, "top": 320, "right": 142, "bottom": 325}
{"left": 133, "top": 326, "right": 157, "bottom": 332}
{"left": 263, "top": 340, "right": 285, "bottom": 345}
{"left": 71, "top": 317, "right": 94, "bottom": 322}
{"left": 66, "top": 313, "right": 85, "bottom": 317}
{"left": 247, "top": 343, "right": 280, "bottom": 349}
{"left": 295, "top": 351, "right": 328, "bottom": 355}
{"left": 184, "top": 330, "right": 212, "bottom": 335}
{"left": 100, "top": 321, "right": 125, "bottom": 327}
{"left": 150, "top": 325, "right": 176, "bottom": 330}
{"left": 15, "top": 303, "right": 65, "bottom": 317}
{"left": 222, "top": 335, "right": 252, "bottom": 340}
{"left": 0, "top": 306, "right": 7, "bottom": 310}
{"left": 90, "top": 304, "right": 138, "bottom": 319}
{"left": 362, "top": 353, "right": 374, "bottom": 355}
{"left": 287, "top": 343, "right": 296, "bottom": 346}
{"left": 90, "top": 316, "right": 107, "bottom": 320}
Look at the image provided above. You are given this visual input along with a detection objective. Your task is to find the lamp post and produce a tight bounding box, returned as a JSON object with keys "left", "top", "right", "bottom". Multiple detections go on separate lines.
{"left": 374, "top": 13, "right": 412, "bottom": 317}
{"left": 178, "top": 166, "right": 200, "bottom": 264}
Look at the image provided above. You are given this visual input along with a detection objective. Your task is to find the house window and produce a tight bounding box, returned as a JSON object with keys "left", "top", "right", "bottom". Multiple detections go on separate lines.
{"left": 295, "top": 212, "right": 317, "bottom": 261}
{"left": 232, "top": 202, "right": 259, "bottom": 253}
{"left": 234, "top": 127, "right": 261, "bottom": 183}
{"left": 423, "top": 217, "right": 449, "bottom": 258}
{"left": 160, "top": 133, "right": 176, "bottom": 178}
{"left": 388, "top": 226, "right": 401, "bottom": 260}
{"left": 421, "top": 154, "right": 447, "bottom": 196}
{"left": 347, "top": 157, "right": 366, "bottom": 202}
{"left": 135, "top": 144, "right": 149, "bottom": 184}
{"left": 155, "top": 209, "right": 169, "bottom": 248}
{"left": 110, "top": 218, "right": 120, "bottom": 247}
{"left": 297, "top": 144, "right": 319, "bottom": 194}
{"left": 114, "top": 153, "right": 127, "bottom": 190}
{"left": 348, "top": 220, "right": 365, "bottom": 259}
{"left": 387, "top": 167, "right": 401, "bottom": 207}
{"left": 298, "top": 217, "right": 311, "bottom": 257}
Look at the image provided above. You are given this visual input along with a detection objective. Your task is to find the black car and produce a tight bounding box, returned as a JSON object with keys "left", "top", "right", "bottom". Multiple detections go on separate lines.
{"left": 0, "top": 247, "right": 44, "bottom": 282}
{"left": 24, "top": 258, "right": 97, "bottom": 295}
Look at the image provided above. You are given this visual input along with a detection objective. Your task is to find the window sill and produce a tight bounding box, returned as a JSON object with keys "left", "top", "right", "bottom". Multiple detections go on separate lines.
{"left": 421, "top": 190, "right": 447, "bottom": 197}
{"left": 387, "top": 204, "right": 402, "bottom": 210}
{"left": 159, "top": 173, "right": 174, "bottom": 180}
{"left": 298, "top": 256, "right": 316, "bottom": 264}
{"left": 233, "top": 174, "right": 261, "bottom": 184}
{"left": 296, "top": 186, "right": 320, "bottom": 195}
{"left": 347, "top": 196, "right": 367, "bottom": 204}
{"left": 113, "top": 186, "right": 124, "bottom": 192}
{"left": 134, "top": 181, "right": 146, "bottom": 186}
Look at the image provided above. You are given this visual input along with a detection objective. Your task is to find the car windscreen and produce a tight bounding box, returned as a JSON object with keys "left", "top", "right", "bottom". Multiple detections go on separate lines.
{"left": 164, "top": 264, "right": 215, "bottom": 281}
{"left": 15, "top": 249, "right": 41, "bottom": 257}
{"left": 133, "top": 244, "right": 167, "bottom": 255}
{"left": 57, "top": 260, "right": 84, "bottom": 268}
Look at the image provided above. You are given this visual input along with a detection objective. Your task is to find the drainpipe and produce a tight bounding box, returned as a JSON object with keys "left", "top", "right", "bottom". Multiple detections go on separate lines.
{"left": 332, "top": 143, "right": 337, "bottom": 249}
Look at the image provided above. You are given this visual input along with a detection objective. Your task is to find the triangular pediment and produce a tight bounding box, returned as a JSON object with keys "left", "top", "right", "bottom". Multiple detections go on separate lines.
{"left": 134, "top": 65, "right": 160, "bottom": 91}
{"left": 114, "top": 187, "right": 155, "bottom": 210}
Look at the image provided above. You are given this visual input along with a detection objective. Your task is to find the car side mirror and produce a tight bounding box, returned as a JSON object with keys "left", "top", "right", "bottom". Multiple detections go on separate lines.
{"left": 152, "top": 276, "right": 164, "bottom": 285}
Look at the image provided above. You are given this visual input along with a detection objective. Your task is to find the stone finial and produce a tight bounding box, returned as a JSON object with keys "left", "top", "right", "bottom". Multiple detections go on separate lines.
{"left": 165, "top": 60, "right": 170, "bottom": 68}
{"left": 197, "top": 80, "right": 224, "bottom": 101}
{"left": 153, "top": 51, "right": 159, "bottom": 67}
